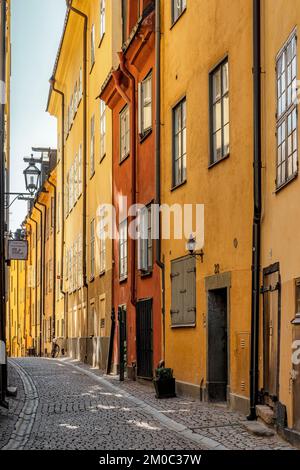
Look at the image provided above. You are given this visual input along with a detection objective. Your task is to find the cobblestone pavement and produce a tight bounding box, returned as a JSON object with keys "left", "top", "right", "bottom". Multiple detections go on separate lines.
{"left": 0, "top": 357, "right": 295, "bottom": 450}
{"left": 0, "top": 363, "right": 25, "bottom": 448}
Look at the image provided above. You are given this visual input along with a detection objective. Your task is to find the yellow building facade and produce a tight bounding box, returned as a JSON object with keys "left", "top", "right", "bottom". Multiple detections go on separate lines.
{"left": 160, "top": 0, "right": 254, "bottom": 413}
{"left": 7, "top": 260, "right": 25, "bottom": 357}
{"left": 259, "top": 0, "right": 300, "bottom": 439}
{"left": 47, "top": 0, "right": 122, "bottom": 367}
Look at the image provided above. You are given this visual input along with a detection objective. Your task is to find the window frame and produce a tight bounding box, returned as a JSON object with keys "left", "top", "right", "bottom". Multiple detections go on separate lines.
{"left": 209, "top": 57, "right": 230, "bottom": 167}
{"left": 138, "top": 72, "right": 153, "bottom": 137}
{"left": 119, "top": 104, "right": 130, "bottom": 162}
{"left": 172, "top": 97, "right": 187, "bottom": 188}
{"left": 138, "top": 204, "right": 153, "bottom": 274}
{"left": 171, "top": 0, "right": 187, "bottom": 26}
{"left": 119, "top": 218, "right": 128, "bottom": 281}
{"left": 90, "top": 219, "right": 95, "bottom": 280}
{"left": 276, "top": 31, "right": 298, "bottom": 190}
{"left": 100, "top": 0, "right": 106, "bottom": 42}
{"left": 99, "top": 207, "right": 106, "bottom": 274}
{"left": 91, "top": 24, "right": 96, "bottom": 69}
{"left": 90, "top": 114, "right": 95, "bottom": 177}
{"left": 100, "top": 99, "right": 106, "bottom": 160}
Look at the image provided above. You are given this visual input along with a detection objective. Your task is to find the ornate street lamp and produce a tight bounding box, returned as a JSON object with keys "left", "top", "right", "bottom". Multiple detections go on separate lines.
{"left": 23, "top": 156, "right": 41, "bottom": 195}
{"left": 186, "top": 234, "right": 204, "bottom": 262}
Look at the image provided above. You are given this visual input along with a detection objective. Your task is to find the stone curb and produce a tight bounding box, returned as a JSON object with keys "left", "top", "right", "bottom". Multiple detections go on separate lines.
{"left": 60, "top": 358, "right": 228, "bottom": 451}
{"left": 2, "top": 359, "right": 39, "bottom": 450}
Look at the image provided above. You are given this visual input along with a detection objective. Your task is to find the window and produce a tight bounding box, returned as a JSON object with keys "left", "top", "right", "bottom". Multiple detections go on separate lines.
{"left": 171, "top": 256, "right": 196, "bottom": 327}
{"left": 90, "top": 115, "right": 95, "bottom": 176}
{"left": 69, "top": 165, "right": 73, "bottom": 209}
{"left": 79, "top": 67, "right": 83, "bottom": 98}
{"left": 210, "top": 58, "right": 229, "bottom": 165}
{"left": 91, "top": 24, "right": 95, "bottom": 67}
{"left": 120, "top": 105, "right": 130, "bottom": 161}
{"left": 100, "top": 0, "right": 105, "bottom": 40}
{"left": 51, "top": 197, "right": 55, "bottom": 229}
{"left": 122, "top": 0, "right": 128, "bottom": 43}
{"left": 172, "top": 0, "right": 186, "bottom": 24}
{"left": 276, "top": 33, "right": 298, "bottom": 188}
{"left": 139, "top": 73, "right": 152, "bottom": 135}
{"left": 74, "top": 154, "right": 78, "bottom": 201}
{"left": 90, "top": 219, "right": 95, "bottom": 279}
{"left": 99, "top": 207, "right": 106, "bottom": 273}
{"left": 77, "top": 234, "right": 83, "bottom": 287}
{"left": 173, "top": 98, "right": 186, "bottom": 186}
{"left": 138, "top": 205, "right": 153, "bottom": 273}
{"left": 119, "top": 219, "right": 128, "bottom": 280}
{"left": 78, "top": 144, "right": 82, "bottom": 194}
{"left": 49, "top": 259, "right": 53, "bottom": 293}
{"left": 100, "top": 100, "right": 106, "bottom": 159}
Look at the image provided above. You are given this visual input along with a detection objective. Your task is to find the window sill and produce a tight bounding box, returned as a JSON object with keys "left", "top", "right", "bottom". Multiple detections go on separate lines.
{"left": 99, "top": 270, "right": 106, "bottom": 278}
{"left": 100, "top": 153, "right": 106, "bottom": 164}
{"left": 171, "top": 322, "right": 196, "bottom": 329}
{"left": 208, "top": 153, "right": 230, "bottom": 169}
{"left": 90, "top": 170, "right": 95, "bottom": 180}
{"left": 119, "top": 153, "right": 130, "bottom": 165}
{"left": 89, "top": 276, "right": 95, "bottom": 283}
{"left": 170, "top": 8, "right": 187, "bottom": 30}
{"left": 119, "top": 276, "right": 128, "bottom": 284}
{"left": 275, "top": 172, "right": 298, "bottom": 193}
{"left": 171, "top": 179, "right": 187, "bottom": 192}
{"left": 139, "top": 128, "right": 152, "bottom": 143}
{"left": 140, "top": 269, "right": 153, "bottom": 279}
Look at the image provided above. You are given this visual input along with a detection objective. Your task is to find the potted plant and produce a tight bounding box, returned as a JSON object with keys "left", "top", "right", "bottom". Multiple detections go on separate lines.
{"left": 153, "top": 366, "right": 176, "bottom": 399}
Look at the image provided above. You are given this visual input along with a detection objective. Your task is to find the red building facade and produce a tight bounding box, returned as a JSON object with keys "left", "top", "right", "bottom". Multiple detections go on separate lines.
{"left": 101, "top": 0, "right": 161, "bottom": 380}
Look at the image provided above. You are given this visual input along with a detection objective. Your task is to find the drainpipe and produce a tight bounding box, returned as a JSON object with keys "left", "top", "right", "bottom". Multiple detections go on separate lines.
{"left": 117, "top": 52, "right": 137, "bottom": 307}
{"left": 248, "top": 0, "right": 262, "bottom": 421}
{"left": 36, "top": 201, "right": 47, "bottom": 354}
{"left": 28, "top": 215, "right": 38, "bottom": 352}
{"left": 47, "top": 178, "right": 56, "bottom": 339}
{"left": 154, "top": 0, "right": 165, "bottom": 362}
{"left": 49, "top": 79, "right": 66, "bottom": 298}
{"left": 33, "top": 204, "right": 44, "bottom": 357}
{"left": 66, "top": 1, "right": 88, "bottom": 291}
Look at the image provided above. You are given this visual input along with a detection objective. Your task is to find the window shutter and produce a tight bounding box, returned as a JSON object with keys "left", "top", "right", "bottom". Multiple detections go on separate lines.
{"left": 184, "top": 256, "right": 196, "bottom": 325}
{"left": 171, "top": 259, "right": 184, "bottom": 325}
{"left": 138, "top": 82, "right": 142, "bottom": 134}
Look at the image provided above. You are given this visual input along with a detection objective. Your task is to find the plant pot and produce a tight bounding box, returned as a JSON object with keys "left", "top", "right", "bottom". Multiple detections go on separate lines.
{"left": 153, "top": 377, "right": 176, "bottom": 399}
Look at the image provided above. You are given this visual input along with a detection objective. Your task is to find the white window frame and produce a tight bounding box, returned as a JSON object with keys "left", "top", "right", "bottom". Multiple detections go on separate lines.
{"left": 172, "top": 0, "right": 186, "bottom": 24}
{"left": 91, "top": 24, "right": 95, "bottom": 67}
{"left": 120, "top": 105, "right": 130, "bottom": 161}
{"left": 119, "top": 219, "right": 128, "bottom": 280}
{"left": 90, "top": 219, "right": 95, "bottom": 279}
{"left": 276, "top": 31, "right": 298, "bottom": 188}
{"left": 138, "top": 205, "right": 153, "bottom": 273}
{"left": 100, "top": 100, "right": 106, "bottom": 160}
{"left": 173, "top": 97, "right": 187, "bottom": 187}
{"left": 78, "top": 144, "right": 82, "bottom": 195}
{"left": 90, "top": 115, "right": 95, "bottom": 176}
{"left": 100, "top": 0, "right": 106, "bottom": 40}
{"left": 99, "top": 207, "right": 106, "bottom": 274}
{"left": 138, "top": 73, "right": 152, "bottom": 135}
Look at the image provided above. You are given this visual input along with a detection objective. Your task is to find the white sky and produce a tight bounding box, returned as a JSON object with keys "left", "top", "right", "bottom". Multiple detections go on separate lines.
{"left": 9, "top": 0, "right": 66, "bottom": 231}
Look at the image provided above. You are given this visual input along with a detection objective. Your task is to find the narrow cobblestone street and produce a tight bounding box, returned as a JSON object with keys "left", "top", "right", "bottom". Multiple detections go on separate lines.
{"left": 0, "top": 358, "right": 295, "bottom": 451}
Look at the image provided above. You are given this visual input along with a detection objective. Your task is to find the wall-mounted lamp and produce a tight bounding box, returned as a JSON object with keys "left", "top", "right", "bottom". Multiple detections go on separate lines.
{"left": 186, "top": 234, "right": 204, "bottom": 262}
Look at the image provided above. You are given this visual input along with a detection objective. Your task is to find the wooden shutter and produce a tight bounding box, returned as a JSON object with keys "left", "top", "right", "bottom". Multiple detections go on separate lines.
{"left": 171, "top": 259, "right": 184, "bottom": 325}
{"left": 184, "top": 256, "right": 196, "bottom": 325}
